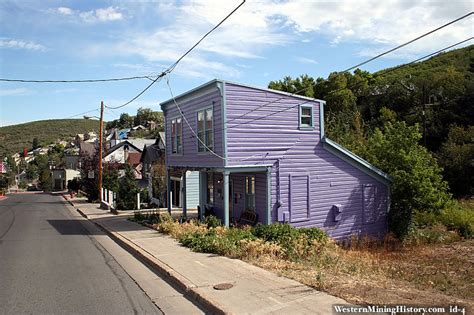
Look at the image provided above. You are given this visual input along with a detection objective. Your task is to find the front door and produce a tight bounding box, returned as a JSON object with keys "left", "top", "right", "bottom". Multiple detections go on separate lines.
{"left": 172, "top": 180, "right": 181, "bottom": 207}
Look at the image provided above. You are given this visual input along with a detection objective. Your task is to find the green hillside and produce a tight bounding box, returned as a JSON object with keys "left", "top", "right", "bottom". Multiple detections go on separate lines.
{"left": 0, "top": 119, "right": 99, "bottom": 157}
{"left": 376, "top": 44, "right": 473, "bottom": 79}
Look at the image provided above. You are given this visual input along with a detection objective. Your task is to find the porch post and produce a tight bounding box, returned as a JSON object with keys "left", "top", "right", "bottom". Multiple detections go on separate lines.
{"left": 223, "top": 171, "right": 230, "bottom": 227}
{"left": 167, "top": 167, "right": 171, "bottom": 214}
{"left": 182, "top": 170, "right": 187, "bottom": 218}
{"left": 199, "top": 171, "right": 206, "bottom": 220}
{"left": 266, "top": 167, "right": 272, "bottom": 225}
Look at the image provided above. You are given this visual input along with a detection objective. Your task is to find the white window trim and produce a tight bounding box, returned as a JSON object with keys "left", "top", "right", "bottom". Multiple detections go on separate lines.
{"left": 299, "top": 105, "right": 314, "bottom": 130}
{"left": 170, "top": 115, "right": 183, "bottom": 155}
{"left": 196, "top": 106, "right": 214, "bottom": 154}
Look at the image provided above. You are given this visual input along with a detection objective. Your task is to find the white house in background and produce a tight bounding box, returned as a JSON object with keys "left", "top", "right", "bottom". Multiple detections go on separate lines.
{"left": 52, "top": 168, "right": 81, "bottom": 191}
{"left": 103, "top": 141, "right": 142, "bottom": 164}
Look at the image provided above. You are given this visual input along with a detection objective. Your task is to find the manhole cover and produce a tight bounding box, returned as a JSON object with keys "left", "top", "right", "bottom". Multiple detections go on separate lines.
{"left": 213, "top": 283, "right": 233, "bottom": 290}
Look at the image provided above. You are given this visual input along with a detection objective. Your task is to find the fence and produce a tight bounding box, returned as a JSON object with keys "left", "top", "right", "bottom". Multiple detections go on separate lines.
{"left": 101, "top": 188, "right": 142, "bottom": 211}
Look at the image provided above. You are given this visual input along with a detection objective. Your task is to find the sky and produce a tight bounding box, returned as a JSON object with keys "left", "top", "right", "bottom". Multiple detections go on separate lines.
{"left": 0, "top": 0, "right": 472, "bottom": 126}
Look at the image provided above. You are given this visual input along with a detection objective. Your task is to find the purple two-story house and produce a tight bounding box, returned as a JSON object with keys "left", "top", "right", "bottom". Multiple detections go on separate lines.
{"left": 160, "top": 80, "right": 391, "bottom": 239}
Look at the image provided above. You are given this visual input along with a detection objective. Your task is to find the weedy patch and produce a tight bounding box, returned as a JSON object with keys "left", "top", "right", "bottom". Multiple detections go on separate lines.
{"left": 132, "top": 214, "right": 473, "bottom": 308}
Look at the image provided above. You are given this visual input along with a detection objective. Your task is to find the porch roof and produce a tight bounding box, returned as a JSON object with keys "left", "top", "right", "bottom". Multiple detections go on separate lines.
{"left": 169, "top": 164, "right": 273, "bottom": 173}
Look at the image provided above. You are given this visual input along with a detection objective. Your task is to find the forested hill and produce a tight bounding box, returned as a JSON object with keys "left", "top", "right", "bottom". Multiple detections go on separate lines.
{"left": 0, "top": 119, "right": 99, "bottom": 157}
{"left": 377, "top": 44, "right": 473, "bottom": 79}
{"left": 268, "top": 44, "right": 473, "bottom": 197}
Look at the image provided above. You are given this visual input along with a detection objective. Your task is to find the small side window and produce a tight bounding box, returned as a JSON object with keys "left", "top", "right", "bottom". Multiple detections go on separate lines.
{"left": 299, "top": 105, "right": 313, "bottom": 128}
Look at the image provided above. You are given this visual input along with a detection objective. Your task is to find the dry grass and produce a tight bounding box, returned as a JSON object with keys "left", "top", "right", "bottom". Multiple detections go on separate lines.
{"left": 135, "top": 212, "right": 473, "bottom": 308}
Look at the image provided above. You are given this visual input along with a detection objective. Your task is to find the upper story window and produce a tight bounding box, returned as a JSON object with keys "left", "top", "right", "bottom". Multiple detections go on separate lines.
{"left": 171, "top": 117, "right": 182, "bottom": 154}
{"left": 299, "top": 105, "right": 314, "bottom": 129}
{"left": 197, "top": 108, "right": 213, "bottom": 152}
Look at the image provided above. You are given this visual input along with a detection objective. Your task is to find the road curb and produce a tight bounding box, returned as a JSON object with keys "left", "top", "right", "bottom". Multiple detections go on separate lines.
{"left": 63, "top": 195, "right": 229, "bottom": 315}
{"left": 96, "top": 223, "right": 228, "bottom": 315}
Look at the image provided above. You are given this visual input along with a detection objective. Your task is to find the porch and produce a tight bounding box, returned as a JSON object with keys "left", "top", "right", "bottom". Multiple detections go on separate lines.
{"left": 167, "top": 165, "right": 272, "bottom": 227}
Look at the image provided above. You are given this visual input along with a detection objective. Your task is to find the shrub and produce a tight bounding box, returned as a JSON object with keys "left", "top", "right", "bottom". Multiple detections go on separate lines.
{"left": 252, "top": 223, "right": 328, "bottom": 260}
{"left": 204, "top": 215, "right": 221, "bottom": 228}
{"left": 439, "top": 203, "right": 474, "bottom": 238}
{"left": 406, "top": 224, "right": 460, "bottom": 245}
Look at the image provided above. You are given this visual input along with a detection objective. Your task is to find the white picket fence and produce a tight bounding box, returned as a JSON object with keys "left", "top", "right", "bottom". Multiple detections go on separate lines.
{"left": 101, "top": 187, "right": 141, "bottom": 210}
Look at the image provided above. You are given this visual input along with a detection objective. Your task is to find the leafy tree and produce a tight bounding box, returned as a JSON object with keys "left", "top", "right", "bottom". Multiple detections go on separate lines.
{"left": 364, "top": 119, "right": 451, "bottom": 237}
{"left": 78, "top": 147, "right": 99, "bottom": 201}
{"left": 26, "top": 164, "right": 38, "bottom": 180}
{"left": 117, "top": 165, "right": 139, "bottom": 210}
{"left": 119, "top": 113, "right": 134, "bottom": 129}
{"left": 437, "top": 125, "right": 474, "bottom": 197}
{"left": 32, "top": 137, "right": 40, "bottom": 150}
{"left": 39, "top": 169, "right": 52, "bottom": 191}
{"left": 103, "top": 162, "right": 120, "bottom": 192}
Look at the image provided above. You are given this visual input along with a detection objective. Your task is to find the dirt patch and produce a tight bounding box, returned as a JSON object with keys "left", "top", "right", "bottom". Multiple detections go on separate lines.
{"left": 248, "top": 239, "right": 474, "bottom": 309}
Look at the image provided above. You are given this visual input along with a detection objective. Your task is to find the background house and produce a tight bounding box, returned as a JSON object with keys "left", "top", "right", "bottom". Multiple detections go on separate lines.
{"left": 161, "top": 80, "right": 391, "bottom": 239}
{"left": 140, "top": 132, "right": 199, "bottom": 208}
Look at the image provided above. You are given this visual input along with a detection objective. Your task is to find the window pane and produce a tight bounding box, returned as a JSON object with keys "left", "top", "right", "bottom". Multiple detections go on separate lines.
{"left": 171, "top": 120, "right": 176, "bottom": 153}
{"left": 198, "top": 131, "right": 205, "bottom": 152}
{"left": 301, "top": 116, "right": 311, "bottom": 126}
{"left": 197, "top": 111, "right": 204, "bottom": 133}
{"left": 205, "top": 130, "right": 213, "bottom": 150}
{"left": 302, "top": 107, "right": 311, "bottom": 117}
{"left": 205, "top": 108, "right": 213, "bottom": 130}
{"left": 251, "top": 177, "right": 255, "bottom": 194}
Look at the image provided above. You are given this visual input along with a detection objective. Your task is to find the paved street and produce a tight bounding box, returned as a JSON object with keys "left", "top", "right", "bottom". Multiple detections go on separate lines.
{"left": 0, "top": 193, "right": 161, "bottom": 314}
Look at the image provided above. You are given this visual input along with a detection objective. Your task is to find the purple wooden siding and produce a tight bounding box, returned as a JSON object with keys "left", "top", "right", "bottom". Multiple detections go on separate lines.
{"left": 225, "top": 82, "right": 388, "bottom": 239}
{"left": 164, "top": 86, "right": 224, "bottom": 168}
{"left": 289, "top": 174, "right": 310, "bottom": 223}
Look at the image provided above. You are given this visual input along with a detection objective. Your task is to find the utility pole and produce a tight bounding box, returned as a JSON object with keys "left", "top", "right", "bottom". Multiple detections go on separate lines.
{"left": 98, "top": 101, "right": 104, "bottom": 203}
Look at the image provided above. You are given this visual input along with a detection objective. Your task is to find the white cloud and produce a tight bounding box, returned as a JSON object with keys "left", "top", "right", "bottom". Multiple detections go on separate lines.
{"left": 270, "top": 0, "right": 473, "bottom": 57}
{"left": 57, "top": 7, "right": 73, "bottom": 15}
{"left": 0, "top": 88, "right": 32, "bottom": 96}
{"left": 53, "top": 6, "right": 123, "bottom": 23}
{"left": 80, "top": 7, "right": 123, "bottom": 22}
{"left": 84, "top": 1, "right": 473, "bottom": 77}
{"left": 294, "top": 57, "right": 318, "bottom": 65}
{"left": 0, "top": 39, "right": 46, "bottom": 51}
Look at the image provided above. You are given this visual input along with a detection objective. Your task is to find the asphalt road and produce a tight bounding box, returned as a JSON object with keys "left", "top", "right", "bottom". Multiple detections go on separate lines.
{"left": 0, "top": 193, "right": 161, "bottom": 314}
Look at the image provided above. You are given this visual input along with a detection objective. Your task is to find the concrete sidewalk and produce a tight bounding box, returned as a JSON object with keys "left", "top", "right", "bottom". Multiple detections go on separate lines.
{"left": 65, "top": 195, "right": 347, "bottom": 314}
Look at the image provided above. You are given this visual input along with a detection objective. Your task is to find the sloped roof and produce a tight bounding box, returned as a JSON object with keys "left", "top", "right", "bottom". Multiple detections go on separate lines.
{"left": 127, "top": 152, "right": 142, "bottom": 166}
{"left": 106, "top": 140, "right": 142, "bottom": 157}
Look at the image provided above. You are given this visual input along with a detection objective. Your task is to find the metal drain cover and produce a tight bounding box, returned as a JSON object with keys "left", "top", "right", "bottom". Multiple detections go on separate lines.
{"left": 213, "top": 283, "right": 233, "bottom": 290}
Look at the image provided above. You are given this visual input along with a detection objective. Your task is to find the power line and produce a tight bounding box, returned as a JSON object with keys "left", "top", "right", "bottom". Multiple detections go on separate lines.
{"left": 226, "top": 21, "right": 473, "bottom": 125}
{"left": 166, "top": 75, "right": 226, "bottom": 160}
{"left": 378, "top": 37, "right": 473, "bottom": 74}
{"left": 342, "top": 11, "right": 473, "bottom": 72}
{"left": 328, "top": 37, "right": 474, "bottom": 96}
{"left": 64, "top": 109, "right": 99, "bottom": 119}
{"left": 0, "top": 75, "right": 158, "bottom": 83}
{"left": 105, "top": 0, "right": 245, "bottom": 110}
{"left": 223, "top": 38, "right": 473, "bottom": 131}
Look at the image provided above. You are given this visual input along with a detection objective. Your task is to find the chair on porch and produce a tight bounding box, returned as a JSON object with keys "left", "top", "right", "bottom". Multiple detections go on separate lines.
{"left": 238, "top": 209, "right": 258, "bottom": 226}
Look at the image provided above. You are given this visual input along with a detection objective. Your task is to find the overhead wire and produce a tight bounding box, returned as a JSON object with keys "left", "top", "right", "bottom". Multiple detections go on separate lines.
{"left": 0, "top": 75, "right": 158, "bottom": 83}
{"left": 105, "top": 0, "right": 246, "bottom": 111}
{"left": 223, "top": 37, "right": 474, "bottom": 128}
{"left": 166, "top": 75, "right": 226, "bottom": 160}
{"left": 342, "top": 11, "right": 473, "bottom": 72}
{"left": 221, "top": 37, "right": 474, "bottom": 131}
